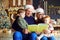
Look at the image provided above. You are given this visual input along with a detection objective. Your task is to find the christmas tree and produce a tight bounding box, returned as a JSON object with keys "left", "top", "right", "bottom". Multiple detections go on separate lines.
{"left": 0, "top": 0, "right": 11, "bottom": 29}
{"left": 0, "top": 10, "right": 11, "bottom": 29}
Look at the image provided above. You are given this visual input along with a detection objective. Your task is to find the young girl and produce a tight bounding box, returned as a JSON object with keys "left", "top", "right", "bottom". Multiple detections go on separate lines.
{"left": 43, "top": 15, "right": 54, "bottom": 33}
{"left": 37, "top": 15, "right": 55, "bottom": 40}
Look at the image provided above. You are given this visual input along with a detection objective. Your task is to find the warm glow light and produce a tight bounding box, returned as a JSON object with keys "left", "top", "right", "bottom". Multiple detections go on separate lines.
{"left": 23, "top": 0, "right": 26, "bottom": 5}
{"left": 18, "top": 0, "right": 21, "bottom": 6}
{"left": 13, "top": 0, "right": 16, "bottom": 6}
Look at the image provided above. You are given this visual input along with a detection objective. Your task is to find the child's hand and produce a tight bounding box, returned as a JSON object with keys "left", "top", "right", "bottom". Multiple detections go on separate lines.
{"left": 22, "top": 29, "right": 29, "bottom": 34}
{"left": 43, "top": 29, "right": 51, "bottom": 34}
{"left": 36, "top": 31, "right": 41, "bottom": 34}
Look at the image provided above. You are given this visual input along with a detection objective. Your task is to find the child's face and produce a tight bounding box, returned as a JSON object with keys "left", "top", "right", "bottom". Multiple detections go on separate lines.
{"left": 44, "top": 18, "right": 50, "bottom": 24}
{"left": 18, "top": 9, "right": 25, "bottom": 18}
{"left": 20, "top": 12, "right": 25, "bottom": 18}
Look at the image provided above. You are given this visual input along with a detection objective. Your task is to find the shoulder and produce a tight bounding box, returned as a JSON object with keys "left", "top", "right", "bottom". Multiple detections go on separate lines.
{"left": 18, "top": 17, "right": 25, "bottom": 21}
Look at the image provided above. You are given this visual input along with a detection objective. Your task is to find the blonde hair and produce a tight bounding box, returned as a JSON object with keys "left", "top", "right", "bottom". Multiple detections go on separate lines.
{"left": 43, "top": 15, "right": 50, "bottom": 20}
{"left": 43, "top": 15, "right": 51, "bottom": 23}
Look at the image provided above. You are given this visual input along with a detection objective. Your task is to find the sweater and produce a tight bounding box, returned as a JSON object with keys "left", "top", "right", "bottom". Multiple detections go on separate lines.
{"left": 12, "top": 16, "right": 28, "bottom": 32}
{"left": 24, "top": 16, "right": 35, "bottom": 25}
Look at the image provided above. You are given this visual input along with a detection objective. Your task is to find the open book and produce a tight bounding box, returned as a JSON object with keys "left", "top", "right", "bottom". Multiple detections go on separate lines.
{"left": 28, "top": 24, "right": 49, "bottom": 32}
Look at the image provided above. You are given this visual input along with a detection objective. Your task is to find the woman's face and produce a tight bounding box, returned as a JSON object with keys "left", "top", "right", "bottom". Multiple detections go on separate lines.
{"left": 36, "top": 13, "right": 44, "bottom": 19}
{"left": 25, "top": 8, "right": 33, "bottom": 17}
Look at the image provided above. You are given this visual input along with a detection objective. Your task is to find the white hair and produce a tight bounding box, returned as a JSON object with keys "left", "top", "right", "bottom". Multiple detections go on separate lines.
{"left": 24, "top": 5, "right": 34, "bottom": 10}
{"left": 36, "top": 8, "right": 44, "bottom": 14}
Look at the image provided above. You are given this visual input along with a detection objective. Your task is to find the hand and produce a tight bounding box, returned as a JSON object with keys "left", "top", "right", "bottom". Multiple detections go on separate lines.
{"left": 23, "top": 29, "right": 29, "bottom": 34}
{"left": 36, "top": 31, "right": 41, "bottom": 34}
{"left": 43, "top": 29, "right": 51, "bottom": 34}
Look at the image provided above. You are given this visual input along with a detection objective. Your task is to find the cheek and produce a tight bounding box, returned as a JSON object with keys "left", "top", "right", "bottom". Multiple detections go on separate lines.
{"left": 38, "top": 15, "right": 43, "bottom": 19}
{"left": 44, "top": 21, "right": 47, "bottom": 23}
{"left": 26, "top": 13, "right": 31, "bottom": 16}
{"left": 26, "top": 11, "right": 31, "bottom": 14}
{"left": 39, "top": 15, "right": 43, "bottom": 17}
{"left": 45, "top": 20, "right": 50, "bottom": 23}
{"left": 26, "top": 11, "right": 28, "bottom": 14}
{"left": 28, "top": 12, "right": 32, "bottom": 15}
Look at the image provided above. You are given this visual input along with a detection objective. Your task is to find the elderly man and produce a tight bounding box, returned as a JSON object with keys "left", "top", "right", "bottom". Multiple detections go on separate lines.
{"left": 24, "top": 5, "right": 37, "bottom": 40}
{"left": 24, "top": 5, "right": 36, "bottom": 24}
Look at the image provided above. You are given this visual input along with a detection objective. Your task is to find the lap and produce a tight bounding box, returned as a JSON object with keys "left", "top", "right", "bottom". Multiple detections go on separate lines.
{"left": 13, "top": 31, "right": 37, "bottom": 40}
{"left": 41, "top": 35, "right": 55, "bottom": 40}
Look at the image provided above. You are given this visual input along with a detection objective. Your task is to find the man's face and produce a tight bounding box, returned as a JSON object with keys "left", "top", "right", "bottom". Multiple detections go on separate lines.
{"left": 25, "top": 8, "right": 33, "bottom": 17}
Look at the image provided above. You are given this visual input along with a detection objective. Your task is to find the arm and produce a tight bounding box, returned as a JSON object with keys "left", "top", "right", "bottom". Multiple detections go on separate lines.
{"left": 18, "top": 17, "right": 29, "bottom": 34}
{"left": 49, "top": 24, "right": 54, "bottom": 33}
{"left": 18, "top": 17, "right": 28, "bottom": 29}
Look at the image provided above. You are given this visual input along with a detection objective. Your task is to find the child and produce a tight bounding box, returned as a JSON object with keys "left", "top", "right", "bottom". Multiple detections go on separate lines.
{"left": 43, "top": 15, "right": 54, "bottom": 33}
{"left": 37, "top": 15, "right": 55, "bottom": 40}
{"left": 12, "top": 9, "right": 28, "bottom": 33}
